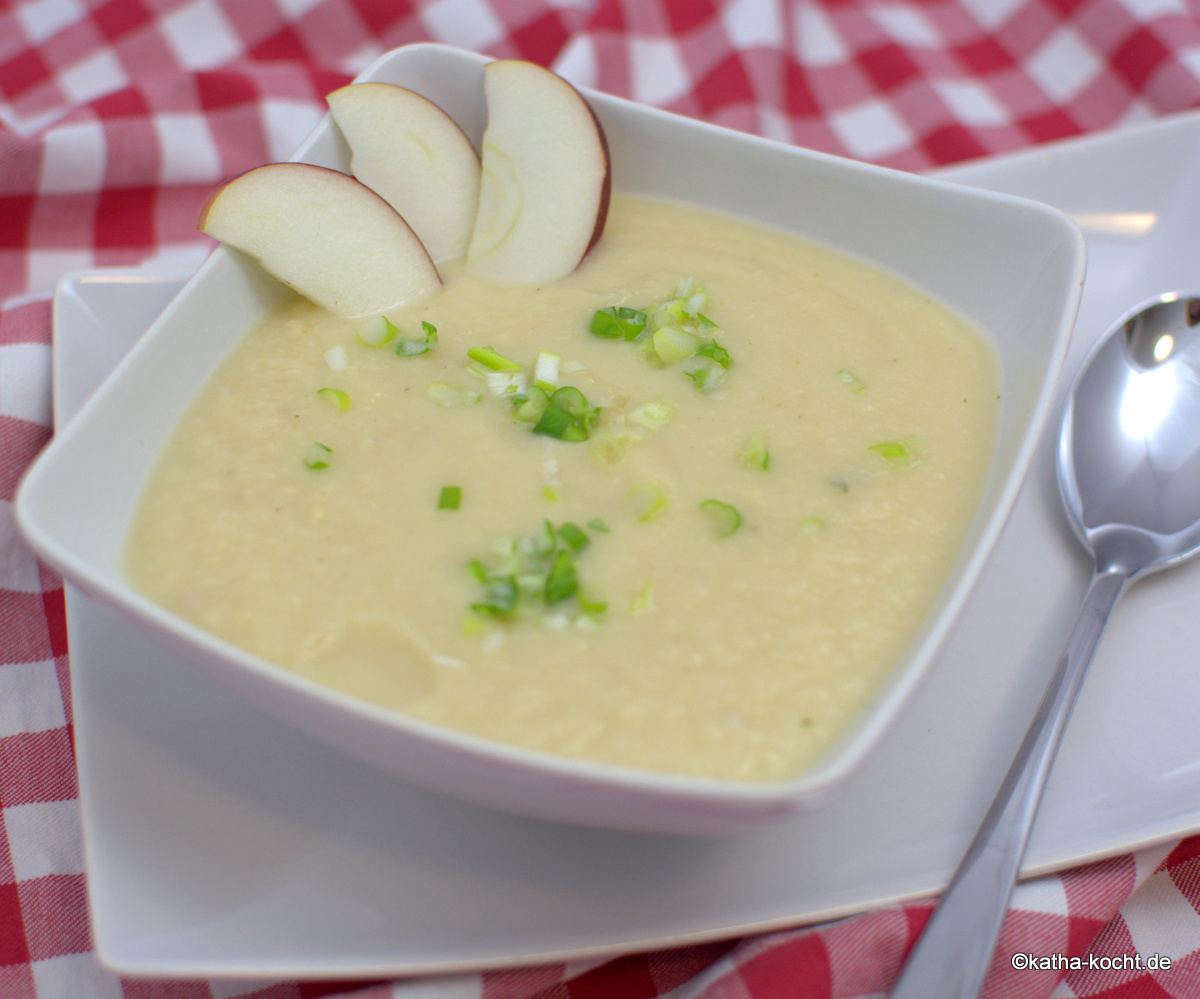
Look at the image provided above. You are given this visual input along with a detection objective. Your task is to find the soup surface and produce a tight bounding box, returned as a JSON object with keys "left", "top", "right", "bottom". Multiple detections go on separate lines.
{"left": 125, "top": 194, "right": 998, "bottom": 782}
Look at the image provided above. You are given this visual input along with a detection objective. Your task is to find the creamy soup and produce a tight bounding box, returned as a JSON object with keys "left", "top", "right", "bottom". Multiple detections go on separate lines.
{"left": 125, "top": 194, "right": 998, "bottom": 782}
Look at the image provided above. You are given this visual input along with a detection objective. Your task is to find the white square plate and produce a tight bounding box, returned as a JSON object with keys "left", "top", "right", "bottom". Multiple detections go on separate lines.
{"left": 52, "top": 108, "right": 1200, "bottom": 979}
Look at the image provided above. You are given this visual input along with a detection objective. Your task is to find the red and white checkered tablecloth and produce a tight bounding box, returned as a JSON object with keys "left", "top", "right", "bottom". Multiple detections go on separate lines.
{"left": 5, "top": 2, "right": 1200, "bottom": 997}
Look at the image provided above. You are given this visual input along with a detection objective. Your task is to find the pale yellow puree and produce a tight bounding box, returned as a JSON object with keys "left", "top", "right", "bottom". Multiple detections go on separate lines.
{"left": 124, "top": 194, "right": 999, "bottom": 782}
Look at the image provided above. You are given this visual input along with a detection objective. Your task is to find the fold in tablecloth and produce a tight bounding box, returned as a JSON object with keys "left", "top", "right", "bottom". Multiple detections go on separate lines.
{"left": 4, "top": 2, "right": 1200, "bottom": 997}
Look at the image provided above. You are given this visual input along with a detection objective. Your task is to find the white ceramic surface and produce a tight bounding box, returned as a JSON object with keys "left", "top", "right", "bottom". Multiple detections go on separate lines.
{"left": 15, "top": 44, "right": 1084, "bottom": 836}
{"left": 52, "top": 107, "right": 1200, "bottom": 980}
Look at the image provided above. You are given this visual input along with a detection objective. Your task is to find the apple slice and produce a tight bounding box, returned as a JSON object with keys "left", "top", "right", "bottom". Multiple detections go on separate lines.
{"left": 198, "top": 162, "right": 440, "bottom": 318}
{"left": 467, "top": 60, "right": 611, "bottom": 285}
{"left": 327, "top": 83, "right": 481, "bottom": 264}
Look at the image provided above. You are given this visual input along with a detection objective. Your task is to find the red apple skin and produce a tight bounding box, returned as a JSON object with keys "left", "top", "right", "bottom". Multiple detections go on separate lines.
{"left": 327, "top": 83, "right": 482, "bottom": 264}
{"left": 467, "top": 60, "right": 613, "bottom": 286}
{"left": 198, "top": 162, "right": 441, "bottom": 318}
{"left": 582, "top": 99, "right": 612, "bottom": 263}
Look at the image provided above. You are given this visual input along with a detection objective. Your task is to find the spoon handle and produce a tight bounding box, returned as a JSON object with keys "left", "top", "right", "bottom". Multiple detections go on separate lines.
{"left": 889, "top": 568, "right": 1128, "bottom": 999}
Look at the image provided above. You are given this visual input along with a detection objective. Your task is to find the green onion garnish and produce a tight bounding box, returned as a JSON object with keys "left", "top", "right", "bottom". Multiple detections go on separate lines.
{"left": 357, "top": 315, "right": 398, "bottom": 347}
{"left": 469, "top": 347, "right": 527, "bottom": 398}
{"left": 590, "top": 282, "right": 729, "bottom": 381}
{"left": 577, "top": 590, "right": 609, "bottom": 616}
{"left": 532, "top": 385, "right": 600, "bottom": 442}
{"left": 534, "top": 350, "right": 561, "bottom": 386}
{"left": 467, "top": 521, "right": 603, "bottom": 624}
{"left": 316, "top": 387, "right": 351, "bottom": 410}
{"left": 684, "top": 363, "right": 726, "bottom": 394}
{"left": 695, "top": 339, "right": 731, "bottom": 369}
{"left": 799, "top": 516, "right": 824, "bottom": 535}
{"left": 557, "top": 522, "right": 590, "bottom": 553}
{"left": 629, "top": 580, "right": 655, "bottom": 615}
{"left": 651, "top": 324, "right": 699, "bottom": 365}
{"left": 324, "top": 345, "right": 347, "bottom": 371}
{"left": 590, "top": 306, "right": 648, "bottom": 340}
{"left": 870, "top": 436, "right": 923, "bottom": 469}
{"left": 588, "top": 427, "right": 643, "bottom": 463}
{"left": 437, "top": 485, "right": 462, "bottom": 510}
{"left": 303, "top": 441, "right": 332, "bottom": 470}
{"left": 467, "top": 345, "right": 523, "bottom": 372}
{"left": 512, "top": 384, "right": 551, "bottom": 424}
{"left": 629, "top": 397, "right": 675, "bottom": 431}
{"left": 838, "top": 368, "right": 866, "bottom": 393}
{"left": 829, "top": 476, "right": 849, "bottom": 493}
{"left": 739, "top": 431, "right": 769, "bottom": 470}
{"left": 426, "top": 382, "right": 482, "bottom": 407}
{"left": 470, "top": 570, "right": 519, "bottom": 616}
{"left": 700, "top": 499, "right": 742, "bottom": 537}
{"left": 396, "top": 321, "right": 438, "bottom": 357}
{"left": 586, "top": 518, "right": 610, "bottom": 533}
{"left": 543, "top": 550, "right": 577, "bottom": 603}
{"left": 629, "top": 482, "right": 667, "bottom": 522}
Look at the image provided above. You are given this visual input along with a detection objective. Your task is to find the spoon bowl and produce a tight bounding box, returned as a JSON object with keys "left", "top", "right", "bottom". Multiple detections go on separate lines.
{"left": 1061, "top": 293, "right": 1200, "bottom": 574}
{"left": 891, "top": 291, "right": 1200, "bottom": 998}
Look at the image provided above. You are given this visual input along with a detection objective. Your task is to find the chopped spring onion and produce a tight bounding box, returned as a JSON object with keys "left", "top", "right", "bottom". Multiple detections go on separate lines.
{"left": 437, "top": 485, "right": 462, "bottom": 510}
{"left": 587, "top": 518, "right": 610, "bottom": 533}
{"left": 838, "top": 368, "right": 866, "bottom": 393}
{"left": 468, "top": 345, "right": 523, "bottom": 372}
{"left": 590, "top": 282, "right": 734, "bottom": 377}
{"left": 316, "top": 387, "right": 351, "bottom": 410}
{"left": 590, "top": 306, "right": 648, "bottom": 340}
{"left": 629, "top": 397, "right": 675, "bottom": 431}
{"left": 700, "top": 499, "right": 742, "bottom": 537}
{"left": 426, "top": 382, "right": 482, "bottom": 407}
{"left": 512, "top": 384, "right": 550, "bottom": 424}
{"left": 799, "top": 516, "right": 824, "bottom": 535}
{"left": 467, "top": 520, "right": 603, "bottom": 623}
{"left": 829, "top": 476, "right": 850, "bottom": 493}
{"left": 588, "top": 426, "right": 643, "bottom": 463}
{"left": 469, "top": 566, "right": 519, "bottom": 616}
{"left": 324, "top": 345, "right": 347, "bottom": 371}
{"left": 869, "top": 435, "right": 923, "bottom": 469}
{"left": 357, "top": 315, "right": 398, "bottom": 347}
{"left": 557, "top": 521, "right": 590, "bottom": 553}
{"left": 534, "top": 350, "right": 561, "bottom": 386}
{"left": 543, "top": 550, "right": 577, "bottom": 603}
{"left": 395, "top": 321, "right": 438, "bottom": 357}
{"left": 303, "top": 441, "right": 332, "bottom": 470}
{"left": 651, "top": 324, "right": 699, "bottom": 365}
{"left": 483, "top": 369, "right": 528, "bottom": 398}
{"left": 576, "top": 590, "right": 609, "bottom": 617}
{"left": 629, "top": 482, "right": 667, "bottom": 522}
{"left": 695, "top": 339, "right": 731, "bottom": 369}
{"left": 629, "top": 580, "right": 655, "bottom": 615}
{"left": 532, "top": 386, "right": 600, "bottom": 442}
{"left": 739, "top": 431, "right": 769, "bottom": 470}
{"left": 683, "top": 361, "right": 727, "bottom": 394}
{"left": 543, "top": 484, "right": 560, "bottom": 502}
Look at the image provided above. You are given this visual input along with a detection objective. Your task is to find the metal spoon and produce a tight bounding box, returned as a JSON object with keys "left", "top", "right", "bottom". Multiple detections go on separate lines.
{"left": 891, "top": 291, "right": 1200, "bottom": 999}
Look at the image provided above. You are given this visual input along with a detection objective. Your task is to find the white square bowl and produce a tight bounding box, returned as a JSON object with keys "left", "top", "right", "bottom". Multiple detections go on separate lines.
{"left": 16, "top": 43, "right": 1084, "bottom": 836}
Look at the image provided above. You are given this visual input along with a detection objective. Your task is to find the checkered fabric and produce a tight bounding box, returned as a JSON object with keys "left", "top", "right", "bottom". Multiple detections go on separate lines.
{"left": 5, "top": 1, "right": 1200, "bottom": 997}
